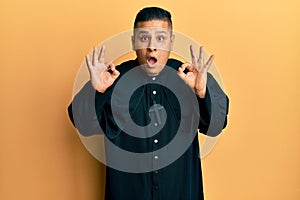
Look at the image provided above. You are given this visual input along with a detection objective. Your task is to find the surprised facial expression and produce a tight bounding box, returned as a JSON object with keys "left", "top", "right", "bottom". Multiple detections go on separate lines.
{"left": 132, "top": 20, "right": 174, "bottom": 75}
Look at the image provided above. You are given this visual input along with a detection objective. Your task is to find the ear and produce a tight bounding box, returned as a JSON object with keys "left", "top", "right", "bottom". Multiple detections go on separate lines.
{"left": 131, "top": 35, "right": 135, "bottom": 50}
{"left": 170, "top": 34, "right": 175, "bottom": 51}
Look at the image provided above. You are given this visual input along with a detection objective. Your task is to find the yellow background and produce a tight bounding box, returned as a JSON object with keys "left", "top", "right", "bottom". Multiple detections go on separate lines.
{"left": 0, "top": 0, "right": 299, "bottom": 199}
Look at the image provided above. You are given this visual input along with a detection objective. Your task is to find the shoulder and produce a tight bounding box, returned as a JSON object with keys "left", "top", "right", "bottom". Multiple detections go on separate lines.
{"left": 116, "top": 59, "right": 139, "bottom": 75}
{"left": 166, "top": 58, "right": 183, "bottom": 70}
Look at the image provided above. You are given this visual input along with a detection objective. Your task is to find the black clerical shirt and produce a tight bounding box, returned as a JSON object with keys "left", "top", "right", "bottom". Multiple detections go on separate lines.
{"left": 68, "top": 58, "right": 229, "bottom": 200}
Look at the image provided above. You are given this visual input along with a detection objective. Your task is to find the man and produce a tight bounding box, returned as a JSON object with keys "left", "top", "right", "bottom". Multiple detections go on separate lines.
{"left": 68, "top": 7, "right": 229, "bottom": 200}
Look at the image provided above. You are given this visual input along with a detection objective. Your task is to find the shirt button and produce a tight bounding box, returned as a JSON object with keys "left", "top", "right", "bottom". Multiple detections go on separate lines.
{"left": 154, "top": 139, "right": 158, "bottom": 143}
{"left": 154, "top": 170, "right": 158, "bottom": 174}
{"left": 152, "top": 77, "right": 156, "bottom": 81}
{"left": 152, "top": 90, "right": 157, "bottom": 95}
{"left": 154, "top": 122, "right": 158, "bottom": 127}
{"left": 154, "top": 185, "right": 159, "bottom": 190}
{"left": 154, "top": 155, "right": 158, "bottom": 160}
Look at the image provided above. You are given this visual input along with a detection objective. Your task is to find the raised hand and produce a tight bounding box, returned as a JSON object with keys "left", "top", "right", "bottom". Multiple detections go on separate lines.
{"left": 177, "top": 45, "right": 214, "bottom": 98}
{"left": 86, "top": 46, "right": 120, "bottom": 93}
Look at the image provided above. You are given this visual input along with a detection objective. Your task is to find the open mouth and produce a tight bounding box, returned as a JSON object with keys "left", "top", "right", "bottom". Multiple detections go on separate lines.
{"left": 147, "top": 57, "right": 157, "bottom": 67}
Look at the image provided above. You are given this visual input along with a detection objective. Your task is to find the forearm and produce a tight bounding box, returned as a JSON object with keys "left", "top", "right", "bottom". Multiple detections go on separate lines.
{"left": 197, "top": 73, "right": 229, "bottom": 136}
{"left": 68, "top": 81, "right": 108, "bottom": 136}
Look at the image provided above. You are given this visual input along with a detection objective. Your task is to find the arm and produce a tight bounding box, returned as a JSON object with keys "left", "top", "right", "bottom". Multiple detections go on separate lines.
{"left": 197, "top": 73, "right": 229, "bottom": 136}
{"left": 67, "top": 46, "right": 120, "bottom": 136}
{"left": 177, "top": 45, "right": 229, "bottom": 136}
{"left": 67, "top": 81, "right": 109, "bottom": 136}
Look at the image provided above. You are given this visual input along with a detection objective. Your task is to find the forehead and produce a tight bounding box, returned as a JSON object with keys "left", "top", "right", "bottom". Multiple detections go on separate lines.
{"left": 134, "top": 20, "right": 171, "bottom": 35}
{"left": 135, "top": 19, "right": 171, "bottom": 30}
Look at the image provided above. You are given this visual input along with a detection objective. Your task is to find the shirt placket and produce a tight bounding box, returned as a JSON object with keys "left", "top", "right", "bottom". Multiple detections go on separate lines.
{"left": 149, "top": 77, "right": 161, "bottom": 200}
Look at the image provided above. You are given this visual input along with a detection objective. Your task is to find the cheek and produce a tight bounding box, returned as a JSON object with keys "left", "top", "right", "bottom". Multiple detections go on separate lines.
{"left": 158, "top": 51, "right": 170, "bottom": 63}
{"left": 135, "top": 50, "right": 142, "bottom": 56}
{"left": 136, "top": 50, "right": 147, "bottom": 63}
{"left": 136, "top": 49, "right": 146, "bottom": 56}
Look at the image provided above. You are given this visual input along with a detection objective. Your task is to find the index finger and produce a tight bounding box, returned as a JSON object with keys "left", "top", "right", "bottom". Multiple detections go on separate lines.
{"left": 98, "top": 45, "right": 106, "bottom": 63}
{"left": 190, "top": 45, "right": 198, "bottom": 65}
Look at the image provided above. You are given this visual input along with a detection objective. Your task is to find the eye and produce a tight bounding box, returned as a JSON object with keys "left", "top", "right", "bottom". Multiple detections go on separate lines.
{"left": 140, "top": 35, "right": 149, "bottom": 42}
{"left": 157, "top": 36, "right": 165, "bottom": 42}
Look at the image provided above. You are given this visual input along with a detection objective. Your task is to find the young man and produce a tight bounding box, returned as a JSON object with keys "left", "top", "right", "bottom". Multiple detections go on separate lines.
{"left": 68, "top": 7, "right": 229, "bottom": 200}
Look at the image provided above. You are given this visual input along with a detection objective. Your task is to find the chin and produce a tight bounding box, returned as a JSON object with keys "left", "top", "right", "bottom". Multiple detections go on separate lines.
{"left": 142, "top": 67, "right": 157, "bottom": 75}
{"left": 145, "top": 65, "right": 165, "bottom": 75}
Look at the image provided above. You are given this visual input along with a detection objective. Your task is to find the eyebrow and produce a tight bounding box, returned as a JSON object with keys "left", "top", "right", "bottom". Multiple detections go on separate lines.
{"left": 136, "top": 30, "right": 169, "bottom": 35}
{"left": 137, "top": 30, "right": 150, "bottom": 34}
{"left": 155, "top": 30, "right": 168, "bottom": 34}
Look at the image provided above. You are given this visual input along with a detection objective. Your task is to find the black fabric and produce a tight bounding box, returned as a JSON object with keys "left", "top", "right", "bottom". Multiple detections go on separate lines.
{"left": 68, "top": 58, "right": 229, "bottom": 200}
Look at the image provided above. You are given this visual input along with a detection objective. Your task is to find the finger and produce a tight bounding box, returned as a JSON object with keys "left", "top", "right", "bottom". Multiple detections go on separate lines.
{"left": 108, "top": 63, "right": 120, "bottom": 78}
{"left": 177, "top": 66, "right": 186, "bottom": 80}
{"left": 92, "top": 47, "right": 98, "bottom": 66}
{"left": 111, "top": 69, "right": 120, "bottom": 79}
{"left": 199, "top": 46, "right": 204, "bottom": 67}
{"left": 181, "top": 62, "right": 195, "bottom": 72}
{"left": 85, "top": 55, "right": 92, "bottom": 72}
{"left": 204, "top": 55, "right": 215, "bottom": 71}
{"left": 99, "top": 45, "right": 106, "bottom": 63}
{"left": 107, "top": 63, "right": 115, "bottom": 70}
{"left": 105, "top": 62, "right": 112, "bottom": 69}
{"left": 185, "top": 64, "right": 195, "bottom": 71}
{"left": 111, "top": 70, "right": 120, "bottom": 78}
{"left": 181, "top": 62, "right": 192, "bottom": 69}
{"left": 190, "top": 45, "right": 197, "bottom": 65}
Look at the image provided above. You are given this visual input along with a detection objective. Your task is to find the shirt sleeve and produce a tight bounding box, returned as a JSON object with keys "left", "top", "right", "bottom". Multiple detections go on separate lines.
{"left": 67, "top": 81, "right": 109, "bottom": 136}
{"left": 197, "top": 73, "right": 229, "bottom": 136}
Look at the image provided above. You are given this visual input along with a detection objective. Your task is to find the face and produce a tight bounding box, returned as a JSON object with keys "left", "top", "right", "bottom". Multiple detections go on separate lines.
{"left": 132, "top": 20, "right": 174, "bottom": 75}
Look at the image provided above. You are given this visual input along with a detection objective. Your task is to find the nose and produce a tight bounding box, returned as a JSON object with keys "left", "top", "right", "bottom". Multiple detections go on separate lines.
{"left": 147, "top": 38, "right": 157, "bottom": 51}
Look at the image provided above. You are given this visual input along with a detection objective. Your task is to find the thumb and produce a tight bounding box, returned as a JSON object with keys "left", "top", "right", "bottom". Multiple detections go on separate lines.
{"left": 109, "top": 63, "right": 120, "bottom": 79}
{"left": 177, "top": 66, "right": 186, "bottom": 80}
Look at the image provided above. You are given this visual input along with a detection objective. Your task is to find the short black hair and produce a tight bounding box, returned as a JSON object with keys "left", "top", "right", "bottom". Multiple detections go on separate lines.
{"left": 134, "top": 7, "right": 172, "bottom": 29}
